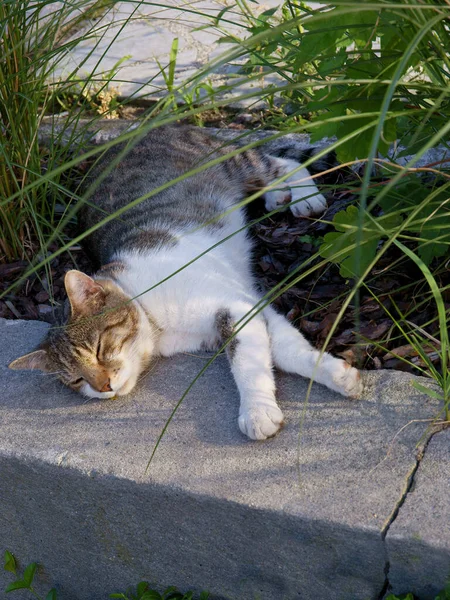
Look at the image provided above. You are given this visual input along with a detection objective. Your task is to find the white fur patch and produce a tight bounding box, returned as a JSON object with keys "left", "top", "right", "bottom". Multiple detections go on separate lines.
{"left": 81, "top": 383, "right": 115, "bottom": 400}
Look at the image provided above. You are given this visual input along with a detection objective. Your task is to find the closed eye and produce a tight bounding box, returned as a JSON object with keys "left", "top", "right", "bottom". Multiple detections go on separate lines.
{"left": 97, "top": 338, "right": 118, "bottom": 362}
{"left": 71, "top": 377, "right": 84, "bottom": 386}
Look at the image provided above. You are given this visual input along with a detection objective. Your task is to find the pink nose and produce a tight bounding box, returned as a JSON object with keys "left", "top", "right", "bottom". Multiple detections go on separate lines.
{"left": 100, "top": 380, "right": 112, "bottom": 393}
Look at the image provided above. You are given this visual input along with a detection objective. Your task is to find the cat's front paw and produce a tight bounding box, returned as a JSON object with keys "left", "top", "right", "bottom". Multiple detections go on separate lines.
{"left": 238, "top": 404, "right": 284, "bottom": 440}
{"left": 290, "top": 191, "right": 327, "bottom": 218}
{"left": 264, "top": 188, "right": 292, "bottom": 213}
{"left": 332, "top": 362, "right": 363, "bottom": 399}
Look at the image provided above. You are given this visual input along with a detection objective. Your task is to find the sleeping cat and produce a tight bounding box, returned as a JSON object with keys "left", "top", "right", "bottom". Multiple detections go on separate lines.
{"left": 9, "top": 125, "right": 362, "bottom": 440}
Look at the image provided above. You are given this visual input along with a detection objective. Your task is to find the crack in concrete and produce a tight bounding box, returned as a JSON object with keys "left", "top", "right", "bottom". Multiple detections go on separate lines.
{"left": 377, "top": 560, "right": 391, "bottom": 600}
{"left": 376, "top": 426, "right": 443, "bottom": 599}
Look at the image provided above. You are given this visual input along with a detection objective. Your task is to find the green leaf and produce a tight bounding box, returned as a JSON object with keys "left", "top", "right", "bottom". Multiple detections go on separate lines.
{"left": 110, "top": 594, "right": 129, "bottom": 599}
{"left": 140, "top": 592, "right": 162, "bottom": 600}
{"left": 163, "top": 588, "right": 184, "bottom": 600}
{"left": 167, "top": 38, "right": 179, "bottom": 90}
{"left": 308, "top": 87, "right": 347, "bottom": 142}
{"left": 316, "top": 49, "right": 347, "bottom": 77}
{"left": 6, "top": 581, "right": 29, "bottom": 593}
{"left": 6, "top": 562, "right": 37, "bottom": 593}
{"left": 164, "top": 591, "right": 183, "bottom": 600}
{"left": 163, "top": 587, "right": 179, "bottom": 596}
{"left": 411, "top": 380, "right": 444, "bottom": 401}
{"left": 3, "top": 551, "right": 16, "bottom": 575}
{"left": 23, "top": 563, "right": 37, "bottom": 587}
{"left": 199, "top": 593, "right": 210, "bottom": 600}
{"left": 258, "top": 7, "right": 278, "bottom": 21}
{"left": 336, "top": 109, "right": 396, "bottom": 162}
{"left": 213, "top": 5, "right": 233, "bottom": 26}
{"left": 319, "top": 205, "right": 401, "bottom": 278}
{"left": 216, "top": 36, "right": 237, "bottom": 44}
{"left": 296, "top": 29, "right": 345, "bottom": 64}
{"left": 46, "top": 589, "right": 58, "bottom": 600}
{"left": 345, "top": 11, "right": 381, "bottom": 46}
{"left": 435, "top": 584, "right": 450, "bottom": 600}
{"left": 417, "top": 232, "right": 449, "bottom": 266}
{"left": 137, "top": 582, "right": 150, "bottom": 598}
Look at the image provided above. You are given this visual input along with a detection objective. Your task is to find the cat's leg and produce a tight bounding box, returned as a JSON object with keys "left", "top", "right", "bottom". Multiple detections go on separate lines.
{"left": 264, "top": 305, "right": 363, "bottom": 398}
{"left": 264, "top": 157, "right": 328, "bottom": 218}
{"left": 215, "top": 306, "right": 284, "bottom": 440}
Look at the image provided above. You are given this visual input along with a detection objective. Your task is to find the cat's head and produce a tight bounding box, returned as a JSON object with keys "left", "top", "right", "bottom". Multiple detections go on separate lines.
{"left": 9, "top": 270, "right": 152, "bottom": 399}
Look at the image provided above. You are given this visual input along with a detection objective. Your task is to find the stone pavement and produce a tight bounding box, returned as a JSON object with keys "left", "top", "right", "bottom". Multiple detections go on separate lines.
{"left": 387, "top": 431, "right": 450, "bottom": 599}
{"left": 1, "top": 318, "right": 449, "bottom": 599}
{"left": 54, "top": 0, "right": 308, "bottom": 106}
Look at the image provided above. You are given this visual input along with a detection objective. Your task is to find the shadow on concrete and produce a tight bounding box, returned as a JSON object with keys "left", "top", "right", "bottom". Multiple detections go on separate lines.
{"left": 1, "top": 454, "right": 449, "bottom": 600}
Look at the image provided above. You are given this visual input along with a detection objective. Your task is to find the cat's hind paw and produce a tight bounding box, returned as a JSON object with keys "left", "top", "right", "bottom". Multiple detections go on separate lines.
{"left": 238, "top": 404, "right": 284, "bottom": 440}
{"left": 332, "top": 362, "right": 363, "bottom": 399}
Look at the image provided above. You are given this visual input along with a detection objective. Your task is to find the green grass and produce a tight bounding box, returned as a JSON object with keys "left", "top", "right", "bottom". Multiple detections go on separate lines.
{"left": 0, "top": 0, "right": 115, "bottom": 262}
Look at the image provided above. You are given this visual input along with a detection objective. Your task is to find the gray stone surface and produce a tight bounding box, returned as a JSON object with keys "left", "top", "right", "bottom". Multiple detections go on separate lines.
{"left": 1, "top": 318, "right": 448, "bottom": 599}
{"left": 52, "top": 0, "right": 290, "bottom": 106}
{"left": 386, "top": 430, "right": 450, "bottom": 599}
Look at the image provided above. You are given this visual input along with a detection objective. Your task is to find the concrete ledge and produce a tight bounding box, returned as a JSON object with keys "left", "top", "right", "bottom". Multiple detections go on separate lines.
{"left": 387, "top": 429, "right": 450, "bottom": 598}
{"left": 1, "top": 319, "right": 449, "bottom": 599}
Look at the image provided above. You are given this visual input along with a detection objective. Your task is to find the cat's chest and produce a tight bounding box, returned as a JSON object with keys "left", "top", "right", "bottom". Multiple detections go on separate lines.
{"left": 116, "top": 230, "right": 257, "bottom": 355}
{"left": 155, "top": 327, "right": 220, "bottom": 356}
{"left": 146, "top": 286, "right": 225, "bottom": 356}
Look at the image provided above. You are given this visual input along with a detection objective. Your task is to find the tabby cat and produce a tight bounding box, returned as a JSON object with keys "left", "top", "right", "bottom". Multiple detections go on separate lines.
{"left": 9, "top": 126, "right": 362, "bottom": 440}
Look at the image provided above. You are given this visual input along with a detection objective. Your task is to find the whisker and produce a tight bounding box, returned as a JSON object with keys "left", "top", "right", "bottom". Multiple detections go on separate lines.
{"left": 42, "top": 371, "right": 65, "bottom": 376}
{"left": 82, "top": 397, "right": 97, "bottom": 405}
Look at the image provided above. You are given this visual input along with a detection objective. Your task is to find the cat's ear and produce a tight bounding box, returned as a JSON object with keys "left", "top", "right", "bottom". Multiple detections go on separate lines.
{"left": 9, "top": 349, "right": 51, "bottom": 372}
{"left": 64, "top": 270, "right": 105, "bottom": 317}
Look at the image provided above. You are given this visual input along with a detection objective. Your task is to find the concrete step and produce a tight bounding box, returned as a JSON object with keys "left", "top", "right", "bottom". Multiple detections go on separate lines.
{"left": 1, "top": 318, "right": 449, "bottom": 599}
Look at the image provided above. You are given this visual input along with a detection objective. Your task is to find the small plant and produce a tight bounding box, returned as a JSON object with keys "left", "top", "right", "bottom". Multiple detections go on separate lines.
{"left": 3, "top": 550, "right": 209, "bottom": 600}
{"left": 155, "top": 37, "right": 218, "bottom": 126}
{"left": 111, "top": 581, "right": 209, "bottom": 600}
{"left": 386, "top": 585, "right": 450, "bottom": 600}
{"left": 3, "top": 550, "right": 55, "bottom": 599}
{"left": 56, "top": 56, "right": 131, "bottom": 119}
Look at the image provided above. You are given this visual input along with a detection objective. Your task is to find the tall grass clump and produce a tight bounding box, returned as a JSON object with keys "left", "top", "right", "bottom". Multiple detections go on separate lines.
{"left": 0, "top": 0, "right": 127, "bottom": 263}
{"left": 0, "top": 0, "right": 52, "bottom": 261}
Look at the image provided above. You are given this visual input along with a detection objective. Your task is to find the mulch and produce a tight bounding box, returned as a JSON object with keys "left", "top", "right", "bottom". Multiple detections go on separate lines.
{"left": 0, "top": 241, "right": 93, "bottom": 324}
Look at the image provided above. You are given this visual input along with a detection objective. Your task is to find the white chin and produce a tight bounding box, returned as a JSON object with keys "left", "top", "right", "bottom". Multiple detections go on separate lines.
{"left": 81, "top": 384, "right": 116, "bottom": 400}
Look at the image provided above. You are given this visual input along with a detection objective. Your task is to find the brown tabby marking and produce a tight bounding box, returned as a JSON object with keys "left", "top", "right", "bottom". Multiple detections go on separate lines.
{"left": 9, "top": 272, "right": 143, "bottom": 395}
{"left": 215, "top": 309, "right": 239, "bottom": 360}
